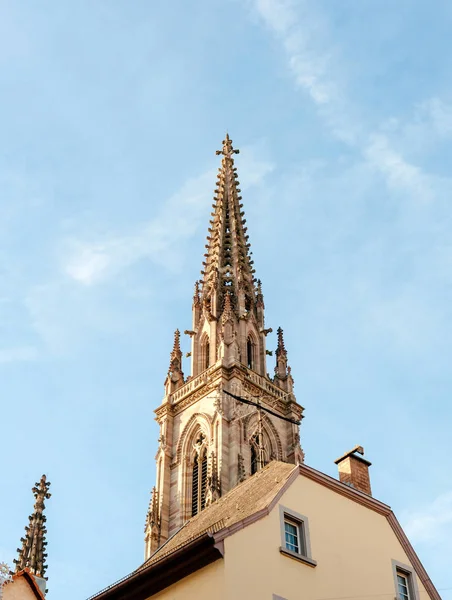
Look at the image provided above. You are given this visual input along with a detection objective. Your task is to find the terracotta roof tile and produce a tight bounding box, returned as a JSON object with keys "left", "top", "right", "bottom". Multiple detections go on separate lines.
{"left": 142, "top": 461, "right": 296, "bottom": 568}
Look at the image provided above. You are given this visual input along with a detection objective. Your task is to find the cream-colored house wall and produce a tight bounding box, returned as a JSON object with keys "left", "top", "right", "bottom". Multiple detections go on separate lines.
{"left": 151, "top": 559, "right": 225, "bottom": 600}
{"left": 3, "top": 577, "right": 38, "bottom": 600}
{"left": 223, "top": 474, "right": 429, "bottom": 600}
{"left": 147, "top": 473, "right": 431, "bottom": 600}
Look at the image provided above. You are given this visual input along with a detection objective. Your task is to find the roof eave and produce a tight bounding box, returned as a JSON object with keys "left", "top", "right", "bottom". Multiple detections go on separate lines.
{"left": 11, "top": 570, "right": 46, "bottom": 600}
{"left": 90, "top": 534, "right": 223, "bottom": 600}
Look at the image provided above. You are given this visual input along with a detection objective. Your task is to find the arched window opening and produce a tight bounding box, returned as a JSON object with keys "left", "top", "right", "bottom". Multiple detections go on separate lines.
{"left": 247, "top": 337, "right": 253, "bottom": 369}
{"left": 205, "top": 342, "right": 210, "bottom": 370}
{"left": 157, "top": 457, "right": 163, "bottom": 491}
{"left": 191, "top": 433, "right": 208, "bottom": 517}
{"left": 245, "top": 295, "right": 252, "bottom": 312}
{"left": 200, "top": 451, "right": 208, "bottom": 510}
{"left": 250, "top": 430, "right": 270, "bottom": 475}
{"left": 192, "top": 459, "right": 199, "bottom": 516}
{"left": 250, "top": 443, "right": 258, "bottom": 475}
{"left": 201, "top": 336, "right": 210, "bottom": 371}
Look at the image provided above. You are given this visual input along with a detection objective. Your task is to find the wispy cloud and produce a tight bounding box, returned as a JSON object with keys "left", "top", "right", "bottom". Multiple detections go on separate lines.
{"left": 253, "top": 0, "right": 334, "bottom": 106}
{"left": 250, "top": 0, "right": 447, "bottom": 199}
{"left": 364, "top": 133, "right": 433, "bottom": 201}
{"left": 63, "top": 147, "right": 274, "bottom": 286}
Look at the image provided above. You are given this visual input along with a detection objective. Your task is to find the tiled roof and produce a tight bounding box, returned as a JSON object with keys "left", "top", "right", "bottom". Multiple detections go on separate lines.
{"left": 143, "top": 460, "right": 296, "bottom": 568}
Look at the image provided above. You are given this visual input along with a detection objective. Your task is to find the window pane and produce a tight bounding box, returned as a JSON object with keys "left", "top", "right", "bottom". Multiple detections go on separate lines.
{"left": 397, "top": 573, "right": 410, "bottom": 600}
{"left": 284, "top": 520, "right": 299, "bottom": 553}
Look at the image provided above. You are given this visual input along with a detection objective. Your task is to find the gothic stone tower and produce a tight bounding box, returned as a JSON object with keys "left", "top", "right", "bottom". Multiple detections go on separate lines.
{"left": 144, "top": 135, "right": 304, "bottom": 559}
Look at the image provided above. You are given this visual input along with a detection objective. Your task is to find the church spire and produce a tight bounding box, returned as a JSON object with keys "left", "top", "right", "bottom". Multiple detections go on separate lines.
{"left": 148, "top": 134, "right": 304, "bottom": 559}
{"left": 200, "top": 134, "right": 256, "bottom": 319}
{"left": 188, "top": 134, "right": 270, "bottom": 378}
{"left": 14, "top": 475, "right": 51, "bottom": 582}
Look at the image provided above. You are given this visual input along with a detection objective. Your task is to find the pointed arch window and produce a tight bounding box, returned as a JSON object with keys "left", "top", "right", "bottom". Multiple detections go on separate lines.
{"left": 250, "top": 431, "right": 269, "bottom": 475}
{"left": 205, "top": 342, "right": 210, "bottom": 370}
{"left": 251, "top": 443, "right": 258, "bottom": 475}
{"left": 201, "top": 336, "right": 210, "bottom": 371}
{"left": 247, "top": 336, "right": 254, "bottom": 369}
{"left": 192, "top": 434, "right": 208, "bottom": 517}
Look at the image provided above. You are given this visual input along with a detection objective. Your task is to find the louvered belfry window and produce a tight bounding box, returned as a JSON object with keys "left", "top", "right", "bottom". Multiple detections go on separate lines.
{"left": 200, "top": 450, "right": 208, "bottom": 510}
{"left": 192, "top": 459, "right": 199, "bottom": 516}
{"left": 192, "top": 435, "right": 208, "bottom": 517}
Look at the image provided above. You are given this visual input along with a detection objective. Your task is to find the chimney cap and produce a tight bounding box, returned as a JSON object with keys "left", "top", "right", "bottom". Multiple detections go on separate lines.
{"left": 334, "top": 445, "right": 372, "bottom": 467}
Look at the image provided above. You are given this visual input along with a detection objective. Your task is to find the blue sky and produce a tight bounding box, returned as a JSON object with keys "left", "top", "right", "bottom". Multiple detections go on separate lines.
{"left": 1, "top": 0, "right": 451, "bottom": 598}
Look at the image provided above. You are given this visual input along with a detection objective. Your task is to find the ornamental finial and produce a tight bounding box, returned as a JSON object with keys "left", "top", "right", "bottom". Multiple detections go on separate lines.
{"left": 216, "top": 133, "right": 240, "bottom": 159}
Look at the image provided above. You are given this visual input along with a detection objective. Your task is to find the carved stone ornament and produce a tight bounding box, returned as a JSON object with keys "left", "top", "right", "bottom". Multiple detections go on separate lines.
{"left": 158, "top": 432, "right": 166, "bottom": 449}
{"left": 237, "top": 454, "right": 246, "bottom": 483}
{"left": 213, "top": 386, "right": 224, "bottom": 415}
{"left": 193, "top": 432, "right": 207, "bottom": 457}
{"left": 205, "top": 452, "right": 221, "bottom": 507}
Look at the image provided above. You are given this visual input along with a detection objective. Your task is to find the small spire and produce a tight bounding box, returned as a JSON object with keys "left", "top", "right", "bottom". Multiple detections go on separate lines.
{"left": 274, "top": 327, "right": 293, "bottom": 393}
{"left": 193, "top": 281, "right": 201, "bottom": 305}
{"left": 14, "top": 475, "right": 51, "bottom": 580}
{"left": 144, "top": 487, "right": 160, "bottom": 531}
{"left": 256, "top": 279, "right": 264, "bottom": 309}
{"left": 205, "top": 452, "right": 221, "bottom": 507}
{"left": 221, "top": 291, "right": 234, "bottom": 324}
{"left": 168, "top": 329, "right": 183, "bottom": 375}
{"left": 276, "top": 327, "right": 287, "bottom": 357}
{"left": 144, "top": 487, "right": 161, "bottom": 552}
{"left": 257, "top": 279, "right": 263, "bottom": 295}
{"left": 166, "top": 329, "right": 184, "bottom": 392}
{"left": 172, "top": 329, "right": 181, "bottom": 356}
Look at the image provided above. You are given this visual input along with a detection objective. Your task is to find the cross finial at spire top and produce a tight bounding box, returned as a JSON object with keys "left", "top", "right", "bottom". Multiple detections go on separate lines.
{"left": 216, "top": 133, "right": 239, "bottom": 159}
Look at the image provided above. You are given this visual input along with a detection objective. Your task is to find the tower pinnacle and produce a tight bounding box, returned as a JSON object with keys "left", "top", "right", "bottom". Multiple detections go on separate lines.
{"left": 14, "top": 475, "right": 51, "bottom": 581}
{"left": 274, "top": 327, "right": 293, "bottom": 392}
{"left": 165, "top": 329, "right": 184, "bottom": 394}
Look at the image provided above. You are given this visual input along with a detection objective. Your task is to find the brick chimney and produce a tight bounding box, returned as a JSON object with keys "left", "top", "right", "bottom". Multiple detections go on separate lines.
{"left": 334, "top": 445, "right": 372, "bottom": 496}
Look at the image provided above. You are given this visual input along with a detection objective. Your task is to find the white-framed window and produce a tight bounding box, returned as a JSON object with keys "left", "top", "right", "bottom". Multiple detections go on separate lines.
{"left": 397, "top": 571, "right": 411, "bottom": 600}
{"left": 284, "top": 517, "right": 305, "bottom": 555}
{"left": 279, "top": 505, "right": 316, "bottom": 567}
{"left": 392, "top": 560, "right": 419, "bottom": 600}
